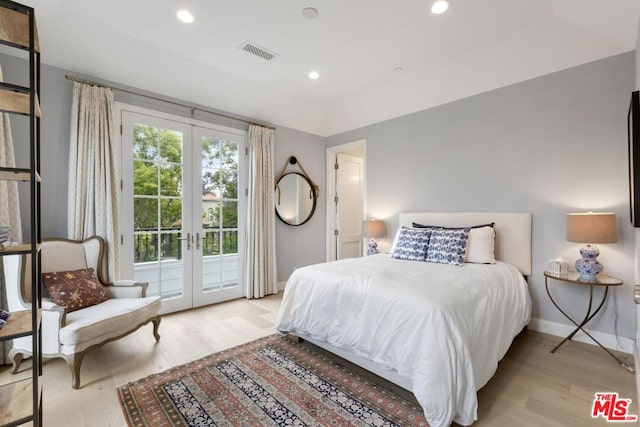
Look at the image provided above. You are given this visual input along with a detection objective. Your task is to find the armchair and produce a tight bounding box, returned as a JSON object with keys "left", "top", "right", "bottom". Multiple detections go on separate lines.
{"left": 3, "top": 236, "right": 161, "bottom": 389}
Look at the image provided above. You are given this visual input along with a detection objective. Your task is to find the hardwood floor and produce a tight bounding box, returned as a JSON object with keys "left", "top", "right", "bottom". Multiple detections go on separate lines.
{"left": 1, "top": 292, "right": 636, "bottom": 426}
{"left": 475, "top": 330, "right": 636, "bottom": 426}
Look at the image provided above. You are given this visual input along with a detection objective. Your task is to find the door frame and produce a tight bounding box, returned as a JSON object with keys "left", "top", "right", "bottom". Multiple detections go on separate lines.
{"left": 116, "top": 103, "right": 248, "bottom": 313}
{"left": 325, "top": 140, "right": 367, "bottom": 261}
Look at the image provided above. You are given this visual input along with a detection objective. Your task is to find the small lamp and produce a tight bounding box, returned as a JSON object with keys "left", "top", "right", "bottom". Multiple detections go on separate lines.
{"left": 362, "top": 219, "right": 386, "bottom": 255}
{"left": 566, "top": 212, "right": 617, "bottom": 280}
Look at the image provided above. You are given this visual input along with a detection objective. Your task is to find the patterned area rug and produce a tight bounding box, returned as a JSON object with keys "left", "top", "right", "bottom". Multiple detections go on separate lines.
{"left": 118, "top": 334, "right": 428, "bottom": 426}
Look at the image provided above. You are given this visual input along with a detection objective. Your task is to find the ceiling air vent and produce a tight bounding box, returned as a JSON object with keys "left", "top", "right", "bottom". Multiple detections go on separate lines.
{"left": 240, "top": 41, "right": 277, "bottom": 61}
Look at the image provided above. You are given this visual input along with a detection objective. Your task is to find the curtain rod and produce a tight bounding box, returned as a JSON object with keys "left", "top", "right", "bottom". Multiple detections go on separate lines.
{"left": 64, "top": 74, "right": 276, "bottom": 130}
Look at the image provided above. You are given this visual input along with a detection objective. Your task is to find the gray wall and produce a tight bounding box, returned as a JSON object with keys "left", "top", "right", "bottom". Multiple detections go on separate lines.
{"left": 273, "top": 127, "right": 326, "bottom": 282}
{"left": 0, "top": 52, "right": 326, "bottom": 284}
{"left": 1, "top": 54, "right": 72, "bottom": 239}
{"left": 327, "top": 52, "right": 637, "bottom": 339}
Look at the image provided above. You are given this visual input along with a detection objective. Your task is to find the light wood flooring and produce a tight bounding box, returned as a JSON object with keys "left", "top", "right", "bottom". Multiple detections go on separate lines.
{"left": 1, "top": 292, "right": 636, "bottom": 426}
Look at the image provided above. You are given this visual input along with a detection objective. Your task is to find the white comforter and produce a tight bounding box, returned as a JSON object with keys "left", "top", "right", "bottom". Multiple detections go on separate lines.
{"left": 275, "top": 254, "right": 531, "bottom": 427}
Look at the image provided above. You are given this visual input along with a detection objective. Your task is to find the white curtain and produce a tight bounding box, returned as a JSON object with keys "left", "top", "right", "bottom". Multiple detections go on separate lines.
{"left": 67, "top": 82, "right": 120, "bottom": 280}
{"left": 0, "top": 68, "right": 22, "bottom": 244}
{"left": 245, "top": 124, "right": 277, "bottom": 298}
{"left": 0, "top": 66, "right": 21, "bottom": 365}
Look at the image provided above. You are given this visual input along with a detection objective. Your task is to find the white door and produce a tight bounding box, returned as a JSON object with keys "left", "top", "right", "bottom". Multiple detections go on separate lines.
{"left": 336, "top": 153, "right": 364, "bottom": 259}
{"left": 121, "top": 109, "right": 246, "bottom": 313}
{"left": 121, "top": 112, "right": 194, "bottom": 312}
{"left": 192, "top": 127, "right": 245, "bottom": 307}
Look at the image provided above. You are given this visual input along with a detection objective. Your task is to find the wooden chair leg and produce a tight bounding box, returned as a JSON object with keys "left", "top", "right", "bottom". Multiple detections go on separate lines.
{"left": 152, "top": 316, "right": 161, "bottom": 342}
{"left": 65, "top": 352, "right": 86, "bottom": 390}
{"left": 9, "top": 348, "right": 23, "bottom": 374}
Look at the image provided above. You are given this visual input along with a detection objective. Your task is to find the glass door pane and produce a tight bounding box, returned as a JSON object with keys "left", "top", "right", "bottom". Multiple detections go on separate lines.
{"left": 194, "top": 127, "right": 245, "bottom": 306}
{"left": 122, "top": 112, "right": 193, "bottom": 313}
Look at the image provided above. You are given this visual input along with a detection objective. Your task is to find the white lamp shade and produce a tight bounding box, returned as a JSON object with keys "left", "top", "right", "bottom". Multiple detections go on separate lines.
{"left": 566, "top": 212, "right": 617, "bottom": 244}
{"left": 362, "top": 220, "right": 386, "bottom": 238}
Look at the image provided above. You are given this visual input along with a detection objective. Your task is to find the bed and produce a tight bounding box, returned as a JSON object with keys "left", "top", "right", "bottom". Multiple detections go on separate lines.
{"left": 275, "top": 212, "right": 532, "bottom": 427}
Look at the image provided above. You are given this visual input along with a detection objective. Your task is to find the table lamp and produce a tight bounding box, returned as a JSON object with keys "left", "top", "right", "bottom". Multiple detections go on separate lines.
{"left": 362, "top": 219, "right": 386, "bottom": 255}
{"left": 566, "top": 212, "right": 617, "bottom": 280}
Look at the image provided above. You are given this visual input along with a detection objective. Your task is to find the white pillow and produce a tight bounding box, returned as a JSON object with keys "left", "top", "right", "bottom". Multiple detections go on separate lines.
{"left": 465, "top": 226, "right": 496, "bottom": 264}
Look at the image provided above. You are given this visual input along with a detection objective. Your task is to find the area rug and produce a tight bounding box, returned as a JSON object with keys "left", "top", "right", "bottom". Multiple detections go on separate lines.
{"left": 118, "top": 334, "right": 428, "bottom": 426}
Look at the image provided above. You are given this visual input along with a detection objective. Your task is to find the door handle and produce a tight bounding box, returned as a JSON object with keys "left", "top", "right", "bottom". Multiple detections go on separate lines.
{"left": 179, "top": 233, "right": 191, "bottom": 250}
{"left": 196, "top": 233, "right": 200, "bottom": 250}
{"left": 635, "top": 285, "right": 640, "bottom": 304}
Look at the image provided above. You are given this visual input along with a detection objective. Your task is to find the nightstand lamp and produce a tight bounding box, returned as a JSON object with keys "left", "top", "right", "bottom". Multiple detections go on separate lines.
{"left": 362, "top": 219, "right": 386, "bottom": 255}
{"left": 566, "top": 212, "right": 617, "bottom": 281}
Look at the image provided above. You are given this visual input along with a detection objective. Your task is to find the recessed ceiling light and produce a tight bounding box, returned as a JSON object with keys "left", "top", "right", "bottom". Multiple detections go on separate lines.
{"left": 308, "top": 71, "right": 320, "bottom": 80}
{"left": 431, "top": 1, "right": 449, "bottom": 14}
{"left": 177, "top": 9, "right": 194, "bottom": 23}
{"left": 302, "top": 7, "right": 319, "bottom": 19}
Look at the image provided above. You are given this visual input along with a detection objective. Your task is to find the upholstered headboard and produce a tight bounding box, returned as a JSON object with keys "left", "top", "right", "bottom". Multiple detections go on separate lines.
{"left": 398, "top": 212, "right": 532, "bottom": 276}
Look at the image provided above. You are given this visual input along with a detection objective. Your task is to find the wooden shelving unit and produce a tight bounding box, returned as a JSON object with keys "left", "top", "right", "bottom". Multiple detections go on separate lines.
{"left": 0, "top": 243, "right": 40, "bottom": 256}
{"left": 0, "top": 310, "right": 40, "bottom": 340}
{"left": 0, "top": 376, "right": 43, "bottom": 426}
{"left": 0, "top": 1, "right": 43, "bottom": 425}
{"left": 0, "top": 5, "right": 39, "bottom": 52}
{"left": 0, "top": 169, "right": 40, "bottom": 182}
{"left": 0, "top": 84, "right": 41, "bottom": 117}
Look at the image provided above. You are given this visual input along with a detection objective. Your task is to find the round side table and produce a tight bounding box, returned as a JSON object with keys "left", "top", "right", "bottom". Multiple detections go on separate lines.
{"left": 543, "top": 271, "right": 633, "bottom": 373}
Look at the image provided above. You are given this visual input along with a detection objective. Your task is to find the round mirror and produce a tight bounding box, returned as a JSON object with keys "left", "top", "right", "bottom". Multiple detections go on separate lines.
{"left": 275, "top": 172, "right": 317, "bottom": 226}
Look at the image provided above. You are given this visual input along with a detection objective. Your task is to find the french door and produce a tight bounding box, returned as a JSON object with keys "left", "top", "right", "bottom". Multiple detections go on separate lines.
{"left": 120, "top": 107, "right": 246, "bottom": 313}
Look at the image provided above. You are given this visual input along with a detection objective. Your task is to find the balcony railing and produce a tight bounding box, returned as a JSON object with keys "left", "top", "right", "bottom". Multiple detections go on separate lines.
{"left": 133, "top": 227, "right": 238, "bottom": 263}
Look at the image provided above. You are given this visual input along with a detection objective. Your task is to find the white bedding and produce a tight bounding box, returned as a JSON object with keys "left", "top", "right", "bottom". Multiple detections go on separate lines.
{"left": 275, "top": 254, "right": 531, "bottom": 427}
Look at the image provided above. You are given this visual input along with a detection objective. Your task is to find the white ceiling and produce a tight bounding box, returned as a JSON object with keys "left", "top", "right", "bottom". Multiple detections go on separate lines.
{"left": 19, "top": 0, "right": 640, "bottom": 136}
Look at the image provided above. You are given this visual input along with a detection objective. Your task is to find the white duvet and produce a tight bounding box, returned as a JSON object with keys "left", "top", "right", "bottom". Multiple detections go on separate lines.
{"left": 275, "top": 254, "right": 531, "bottom": 427}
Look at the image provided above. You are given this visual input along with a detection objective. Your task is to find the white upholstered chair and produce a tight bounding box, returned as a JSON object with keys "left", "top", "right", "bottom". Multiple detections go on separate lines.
{"left": 3, "top": 236, "right": 161, "bottom": 389}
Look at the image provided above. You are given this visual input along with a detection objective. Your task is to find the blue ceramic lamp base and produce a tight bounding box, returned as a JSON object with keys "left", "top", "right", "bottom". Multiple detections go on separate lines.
{"left": 367, "top": 239, "right": 379, "bottom": 255}
{"left": 575, "top": 244, "right": 603, "bottom": 281}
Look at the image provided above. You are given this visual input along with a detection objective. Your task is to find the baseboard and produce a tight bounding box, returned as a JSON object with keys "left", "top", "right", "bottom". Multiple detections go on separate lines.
{"left": 528, "top": 317, "right": 635, "bottom": 355}
{"left": 277, "top": 281, "right": 287, "bottom": 292}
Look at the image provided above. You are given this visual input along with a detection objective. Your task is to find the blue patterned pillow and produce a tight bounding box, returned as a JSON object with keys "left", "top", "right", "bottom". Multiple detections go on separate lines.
{"left": 391, "top": 227, "right": 432, "bottom": 261}
{"left": 425, "top": 228, "right": 470, "bottom": 266}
